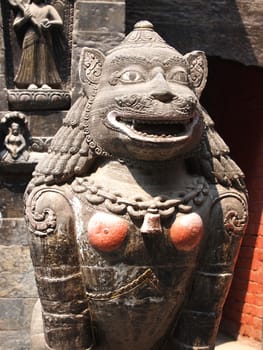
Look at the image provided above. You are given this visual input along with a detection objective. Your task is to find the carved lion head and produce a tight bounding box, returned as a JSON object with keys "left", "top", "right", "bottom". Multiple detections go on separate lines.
{"left": 80, "top": 21, "right": 208, "bottom": 161}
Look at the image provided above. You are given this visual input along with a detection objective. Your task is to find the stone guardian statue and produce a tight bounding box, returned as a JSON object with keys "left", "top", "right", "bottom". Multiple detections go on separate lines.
{"left": 25, "top": 21, "right": 248, "bottom": 350}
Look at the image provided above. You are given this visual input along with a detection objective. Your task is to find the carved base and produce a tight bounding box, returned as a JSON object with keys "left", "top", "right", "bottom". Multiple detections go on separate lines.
{"left": 0, "top": 152, "right": 46, "bottom": 174}
{"left": 7, "top": 89, "right": 71, "bottom": 111}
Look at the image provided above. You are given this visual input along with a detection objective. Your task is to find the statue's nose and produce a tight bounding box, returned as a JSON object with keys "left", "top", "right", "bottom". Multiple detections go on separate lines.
{"left": 150, "top": 73, "right": 174, "bottom": 102}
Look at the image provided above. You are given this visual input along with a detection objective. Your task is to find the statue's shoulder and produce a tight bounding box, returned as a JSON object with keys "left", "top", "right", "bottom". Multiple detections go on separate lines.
{"left": 210, "top": 184, "right": 248, "bottom": 234}
{"left": 25, "top": 183, "right": 74, "bottom": 237}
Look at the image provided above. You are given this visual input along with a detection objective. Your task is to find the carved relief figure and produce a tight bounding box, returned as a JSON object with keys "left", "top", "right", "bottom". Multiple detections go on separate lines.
{"left": 25, "top": 22, "right": 248, "bottom": 350}
{"left": 12, "top": 0, "right": 63, "bottom": 89}
{"left": 4, "top": 122, "right": 27, "bottom": 159}
{"left": 0, "top": 113, "right": 29, "bottom": 162}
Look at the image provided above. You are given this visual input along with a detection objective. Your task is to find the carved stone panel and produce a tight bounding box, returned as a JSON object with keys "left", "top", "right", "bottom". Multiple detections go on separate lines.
{"left": 2, "top": 0, "right": 73, "bottom": 110}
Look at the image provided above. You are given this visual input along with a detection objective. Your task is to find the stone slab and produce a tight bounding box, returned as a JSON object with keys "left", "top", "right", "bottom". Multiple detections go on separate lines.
{"left": 0, "top": 218, "right": 29, "bottom": 246}
{"left": 76, "top": 1, "right": 125, "bottom": 33}
{"left": 27, "top": 111, "right": 65, "bottom": 137}
{"left": 0, "top": 330, "right": 31, "bottom": 350}
{"left": 0, "top": 270, "right": 37, "bottom": 298}
{"left": 0, "top": 185, "right": 26, "bottom": 218}
{"left": 71, "top": 0, "right": 125, "bottom": 101}
{"left": 0, "top": 297, "right": 36, "bottom": 331}
{"left": 0, "top": 245, "right": 32, "bottom": 273}
{"left": 0, "top": 245, "right": 37, "bottom": 298}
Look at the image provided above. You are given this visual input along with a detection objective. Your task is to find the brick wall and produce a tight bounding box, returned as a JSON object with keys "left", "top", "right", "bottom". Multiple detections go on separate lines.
{"left": 202, "top": 57, "right": 263, "bottom": 343}
{"left": 223, "top": 137, "right": 263, "bottom": 341}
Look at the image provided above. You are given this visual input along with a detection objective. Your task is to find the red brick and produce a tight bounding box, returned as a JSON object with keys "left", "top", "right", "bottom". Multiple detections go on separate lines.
{"left": 242, "top": 303, "right": 263, "bottom": 318}
{"left": 257, "top": 224, "right": 263, "bottom": 236}
{"left": 253, "top": 248, "right": 263, "bottom": 261}
{"left": 229, "top": 291, "right": 263, "bottom": 305}
{"left": 252, "top": 316, "right": 262, "bottom": 330}
{"left": 255, "top": 236, "right": 263, "bottom": 248}
{"left": 250, "top": 256, "right": 262, "bottom": 270}
{"left": 240, "top": 313, "right": 254, "bottom": 324}
{"left": 249, "top": 269, "right": 263, "bottom": 283}
{"left": 244, "top": 292, "right": 263, "bottom": 305}
{"left": 247, "top": 281, "right": 263, "bottom": 294}
{"left": 239, "top": 323, "right": 262, "bottom": 341}
{"left": 239, "top": 314, "right": 262, "bottom": 331}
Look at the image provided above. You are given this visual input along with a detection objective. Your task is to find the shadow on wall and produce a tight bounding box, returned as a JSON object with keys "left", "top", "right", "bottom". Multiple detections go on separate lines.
{"left": 201, "top": 57, "right": 263, "bottom": 340}
{"left": 126, "top": 0, "right": 258, "bottom": 66}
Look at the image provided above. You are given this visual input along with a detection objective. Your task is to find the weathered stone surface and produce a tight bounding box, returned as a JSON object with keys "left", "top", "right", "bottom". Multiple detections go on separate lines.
{"left": 0, "top": 297, "right": 36, "bottom": 330}
{"left": 71, "top": 0, "right": 125, "bottom": 100}
{"left": 0, "top": 219, "right": 29, "bottom": 245}
{"left": 0, "top": 182, "right": 28, "bottom": 218}
{"left": 0, "top": 330, "right": 31, "bottom": 350}
{"left": 0, "top": 270, "right": 37, "bottom": 298}
{"left": 27, "top": 111, "right": 65, "bottom": 137}
{"left": 0, "top": 245, "right": 32, "bottom": 273}
{"left": 76, "top": 1, "right": 124, "bottom": 33}
{"left": 0, "top": 89, "right": 8, "bottom": 111}
{"left": 0, "top": 7, "right": 8, "bottom": 110}
{"left": 126, "top": 0, "right": 263, "bottom": 67}
{"left": 0, "top": 245, "right": 37, "bottom": 298}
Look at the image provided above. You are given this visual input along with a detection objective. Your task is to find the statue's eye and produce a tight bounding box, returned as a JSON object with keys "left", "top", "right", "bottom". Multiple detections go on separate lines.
{"left": 168, "top": 70, "right": 188, "bottom": 84}
{"left": 120, "top": 70, "right": 144, "bottom": 83}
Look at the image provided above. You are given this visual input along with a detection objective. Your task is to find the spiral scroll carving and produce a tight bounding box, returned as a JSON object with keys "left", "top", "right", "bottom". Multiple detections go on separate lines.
{"left": 25, "top": 188, "right": 63, "bottom": 237}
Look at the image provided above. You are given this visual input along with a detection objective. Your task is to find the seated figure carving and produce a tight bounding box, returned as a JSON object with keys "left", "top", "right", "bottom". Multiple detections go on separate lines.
{"left": 0, "top": 114, "right": 29, "bottom": 162}
{"left": 4, "top": 122, "right": 28, "bottom": 160}
{"left": 25, "top": 21, "right": 248, "bottom": 350}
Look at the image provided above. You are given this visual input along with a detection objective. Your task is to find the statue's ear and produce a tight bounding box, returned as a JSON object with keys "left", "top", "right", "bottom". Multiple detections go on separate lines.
{"left": 79, "top": 48, "right": 105, "bottom": 95}
{"left": 184, "top": 51, "right": 208, "bottom": 97}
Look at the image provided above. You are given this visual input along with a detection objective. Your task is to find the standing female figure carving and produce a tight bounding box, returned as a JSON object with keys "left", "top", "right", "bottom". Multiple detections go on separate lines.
{"left": 13, "top": 0, "right": 63, "bottom": 89}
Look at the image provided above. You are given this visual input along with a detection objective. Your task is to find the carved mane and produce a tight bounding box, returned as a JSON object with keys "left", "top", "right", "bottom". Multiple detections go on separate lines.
{"left": 31, "top": 94, "right": 245, "bottom": 193}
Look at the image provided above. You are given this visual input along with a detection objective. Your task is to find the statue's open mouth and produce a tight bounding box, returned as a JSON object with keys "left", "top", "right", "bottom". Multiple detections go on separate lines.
{"left": 107, "top": 111, "right": 200, "bottom": 143}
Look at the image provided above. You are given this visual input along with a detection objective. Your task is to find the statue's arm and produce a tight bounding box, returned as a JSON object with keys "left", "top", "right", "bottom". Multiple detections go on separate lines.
{"left": 16, "top": 135, "right": 26, "bottom": 154}
{"left": 13, "top": 10, "right": 27, "bottom": 29}
{"left": 46, "top": 6, "right": 63, "bottom": 27}
{"left": 173, "top": 189, "right": 248, "bottom": 349}
{"left": 4, "top": 134, "right": 12, "bottom": 153}
{"left": 25, "top": 188, "right": 91, "bottom": 350}
{"left": 13, "top": 6, "right": 33, "bottom": 29}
